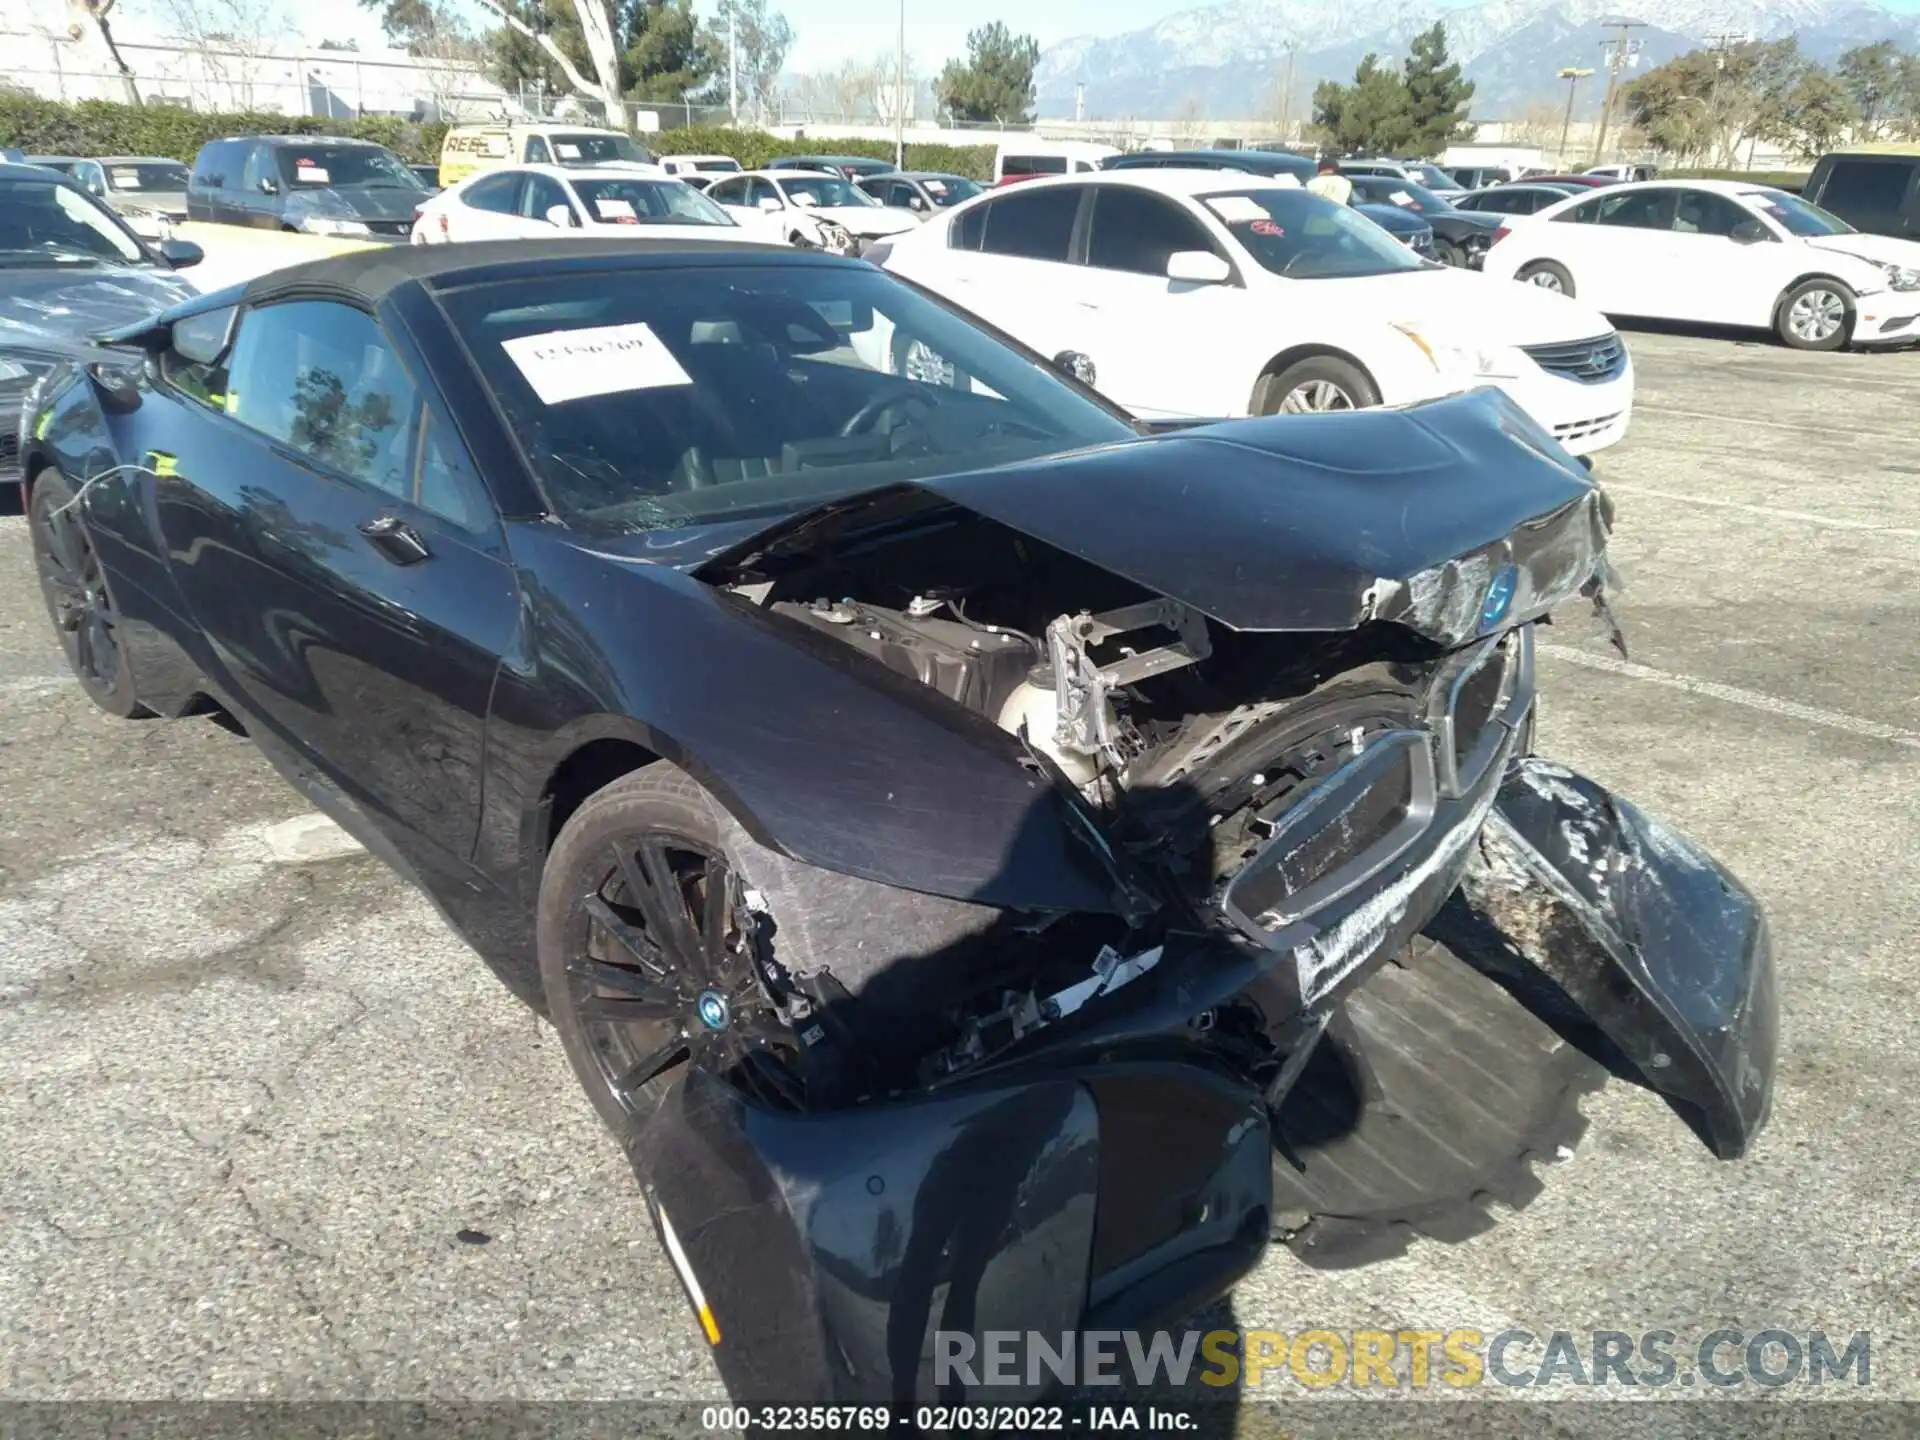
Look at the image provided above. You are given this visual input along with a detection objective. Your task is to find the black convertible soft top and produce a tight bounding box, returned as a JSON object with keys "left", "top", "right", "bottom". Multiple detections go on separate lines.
{"left": 238, "top": 236, "right": 821, "bottom": 306}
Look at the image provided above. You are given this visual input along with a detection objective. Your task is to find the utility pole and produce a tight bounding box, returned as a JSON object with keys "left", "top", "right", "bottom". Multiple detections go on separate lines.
{"left": 1557, "top": 66, "right": 1593, "bottom": 166}
{"left": 895, "top": 0, "right": 906, "bottom": 166}
{"left": 728, "top": 2, "right": 739, "bottom": 125}
{"left": 1702, "top": 30, "right": 1750, "bottom": 168}
{"left": 1075, "top": 81, "right": 1085, "bottom": 122}
{"left": 1590, "top": 17, "right": 1644, "bottom": 165}
{"left": 1279, "top": 40, "right": 1297, "bottom": 146}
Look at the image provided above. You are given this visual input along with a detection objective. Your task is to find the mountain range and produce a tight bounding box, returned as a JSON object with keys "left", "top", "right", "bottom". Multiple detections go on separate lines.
{"left": 1033, "top": 0, "right": 1920, "bottom": 121}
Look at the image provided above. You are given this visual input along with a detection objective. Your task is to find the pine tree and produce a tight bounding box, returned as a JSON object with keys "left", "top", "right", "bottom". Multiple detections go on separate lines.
{"left": 1401, "top": 22, "right": 1474, "bottom": 158}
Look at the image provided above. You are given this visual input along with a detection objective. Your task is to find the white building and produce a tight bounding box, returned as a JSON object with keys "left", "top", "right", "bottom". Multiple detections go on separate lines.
{"left": 0, "top": 26, "right": 513, "bottom": 120}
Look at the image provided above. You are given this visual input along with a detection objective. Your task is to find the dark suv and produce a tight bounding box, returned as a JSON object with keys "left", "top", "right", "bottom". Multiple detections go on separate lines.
{"left": 1802, "top": 149, "right": 1919, "bottom": 240}
{"left": 186, "top": 136, "right": 427, "bottom": 240}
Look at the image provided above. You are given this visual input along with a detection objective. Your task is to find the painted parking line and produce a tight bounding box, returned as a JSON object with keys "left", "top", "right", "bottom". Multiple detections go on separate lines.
{"left": 1536, "top": 643, "right": 1920, "bottom": 749}
{"left": 1601, "top": 484, "right": 1920, "bottom": 540}
{"left": 1636, "top": 404, "right": 1914, "bottom": 441}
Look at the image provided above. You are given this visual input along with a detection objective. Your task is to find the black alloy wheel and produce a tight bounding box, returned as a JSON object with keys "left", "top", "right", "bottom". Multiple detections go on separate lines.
{"left": 29, "top": 468, "right": 146, "bottom": 717}
{"left": 539, "top": 766, "right": 806, "bottom": 1134}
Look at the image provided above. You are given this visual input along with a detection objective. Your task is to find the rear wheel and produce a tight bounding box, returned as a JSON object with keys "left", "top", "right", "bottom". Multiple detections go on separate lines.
{"left": 1252, "top": 356, "right": 1381, "bottom": 416}
{"left": 29, "top": 468, "right": 149, "bottom": 719}
{"left": 1516, "top": 259, "right": 1574, "bottom": 297}
{"left": 1775, "top": 278, "right": 1853, "bottom": 351}
{"left": 538, "top": 765, "right": 807, "bottom": 1135}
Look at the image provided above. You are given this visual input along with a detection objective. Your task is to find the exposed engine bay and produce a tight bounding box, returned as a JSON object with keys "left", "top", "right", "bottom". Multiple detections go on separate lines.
{"left": 717, "top": 496, "right": 1539, "bottom": 1088}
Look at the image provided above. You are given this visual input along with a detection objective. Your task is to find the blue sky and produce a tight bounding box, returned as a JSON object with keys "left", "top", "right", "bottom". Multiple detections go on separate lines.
{"left": 117, "top": 0, "right": 1920, "bottom": 75}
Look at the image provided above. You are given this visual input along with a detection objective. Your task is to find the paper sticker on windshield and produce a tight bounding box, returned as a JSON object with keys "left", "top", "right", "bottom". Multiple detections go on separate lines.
{"left": 1205, "top": 196, "right": 1270, "bottom": 223}
{"left": 502, "top": 322, "right": 692, "bottom": 405}
{"left": 593, "top": 196, "right": 637, "bottom": 220}
{"left": 111, "top": 167, "right": 142, "bottom": 188}
{"left": 1388, "top": 190, "right": 1415, "bottom": 206}
{"left": 924, "top": 179, "right": 947, "bottom": 194}
{"left": 556, "top": 142, "right": 581, "bottom": 159}
{"left": 296, "top": 164, "right": 330, "bottom": 183}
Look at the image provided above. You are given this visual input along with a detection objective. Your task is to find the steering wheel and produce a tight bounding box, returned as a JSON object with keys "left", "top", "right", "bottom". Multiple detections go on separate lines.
{"left": 839, "top": 388, "right": 938, "bottom": 438}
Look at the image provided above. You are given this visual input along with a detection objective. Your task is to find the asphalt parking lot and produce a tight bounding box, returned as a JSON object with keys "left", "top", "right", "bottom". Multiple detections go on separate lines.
{"left": 1, "top": 312, "right": 1916, "bottom": 1422}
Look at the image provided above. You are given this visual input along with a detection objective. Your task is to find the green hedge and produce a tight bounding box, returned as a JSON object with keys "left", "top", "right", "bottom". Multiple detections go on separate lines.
{"left": 0, "top": 95, "right": 448, "bottom": 165}
{"left": 654, "top": 124, "right": 994, "bottom": 181}
{"left": 1663, "top": 166, "right": 1809, "bottom": 191}
{"left": 0, "top": 96, "right": 994, "bottom": 181}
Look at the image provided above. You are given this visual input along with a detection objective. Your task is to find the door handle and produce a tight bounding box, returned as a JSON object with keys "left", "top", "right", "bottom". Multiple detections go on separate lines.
{"left": 358, "top": 514, "right": 431, "bottom": 565}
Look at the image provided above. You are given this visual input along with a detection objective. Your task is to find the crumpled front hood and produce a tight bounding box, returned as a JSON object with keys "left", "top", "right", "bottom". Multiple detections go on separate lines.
{"left": 0, "top": 265, "right": 193, "bottom": 359}
{"left": 285, "top": 187, "right": 424, "bottom": 223}
{"left": 706, "top": 388, "right": 1610, "bottom": 649}
{"left": 1803, "top": 232, "right": 1920, "bottom": 271}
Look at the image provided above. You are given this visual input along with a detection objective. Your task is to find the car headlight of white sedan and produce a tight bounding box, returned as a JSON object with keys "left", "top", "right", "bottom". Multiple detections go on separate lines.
{"left": 1878, "top": 262, "right": 1920, "bottom": 293}
{"left": 1391, "top": 324, "right": 1527, "bottom": 380}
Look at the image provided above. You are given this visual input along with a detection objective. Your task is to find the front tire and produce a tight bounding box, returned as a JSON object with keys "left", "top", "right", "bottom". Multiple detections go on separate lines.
{"left": 1252, "top": 355, "right": 1382, "bottom": 415}
{"left": 1776, "top": 278, "right": 1853, "bottom": 351}
{"left": 29, "top": 468, "right": 149, "bottom": 719}
{"left": 1516, "top": 259, "right": 1574, "bottom": 297}
{"left": 537, "top": 765, "right": 806, "bottom": 1136}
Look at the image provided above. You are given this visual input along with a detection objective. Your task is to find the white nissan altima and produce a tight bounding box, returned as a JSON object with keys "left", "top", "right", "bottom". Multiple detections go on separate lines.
{"left": 1480, "top": 178, "right": 1920, "bottom": 351}
{"left": 874, "top": 169, "right": 1635, "bottom": 456}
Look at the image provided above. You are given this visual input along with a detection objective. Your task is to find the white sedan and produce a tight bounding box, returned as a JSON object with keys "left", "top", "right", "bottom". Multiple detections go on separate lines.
{"left": 875, "top": 169, "right": 1635, "bottom": 456}
{"left": 413, "top": 164, "right": 764, "bottom": 246}
{"left": 1480, "top": 178, "right": 1920, "bottom": 351}
{"left": 703, "top": 170, "right": 919, "bottom": 251}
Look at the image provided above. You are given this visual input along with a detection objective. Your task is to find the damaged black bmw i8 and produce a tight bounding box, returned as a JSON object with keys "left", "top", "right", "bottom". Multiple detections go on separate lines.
{"left": 17, "top": 238, "right": 1775, "bottom": 1407}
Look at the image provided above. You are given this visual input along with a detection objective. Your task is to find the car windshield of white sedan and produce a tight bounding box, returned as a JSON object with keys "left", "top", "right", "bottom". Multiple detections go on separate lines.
{"left": 779, "top": 175, "right": 874, "bottom": 208}
{"left": 572, "top": 178, "right": 735, "bottom": 226}
{"left": 1747, "top": 191, "right": 1854, "bottom": 237}
{"left": 278, "top": 147, "right": 422, "bottom": 190}
{"left": 105, "top": 161, "right": 189, "bottom": 192}
{"left": 549, "top": 133, "right": 652, "bottom": 166}
{"left": 444, "top": 266, "right": 1132, "bottom": 534}
{"left": 0, "top": 179, "right": 146, "bottom": 266}
{"left": 1203, "top": 190, "right": 1427, "bottom": 278}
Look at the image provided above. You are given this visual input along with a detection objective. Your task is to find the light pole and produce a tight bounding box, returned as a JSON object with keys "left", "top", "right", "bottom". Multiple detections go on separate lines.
{"left": 728, "top": 2, "right": 738, "bottom": 125}
{"left": 895, "top": 0, "right": 906, "bottom": 168}
{"left": 1557, "top": 66, "right": 1593, "bottom": 166}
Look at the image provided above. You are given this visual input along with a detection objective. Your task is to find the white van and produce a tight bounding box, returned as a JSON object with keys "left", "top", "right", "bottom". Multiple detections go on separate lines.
{"left": 993, "top": 139, "right": 1119, "bottom": 185}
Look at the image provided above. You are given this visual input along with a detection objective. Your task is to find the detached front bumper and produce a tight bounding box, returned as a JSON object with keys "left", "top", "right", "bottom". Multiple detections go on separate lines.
{"left": 1459, "top": 758, "right": 1777, "bottom": 1158}
{"left": 624, "top": 752, "right": 1776, "bottom": 1401}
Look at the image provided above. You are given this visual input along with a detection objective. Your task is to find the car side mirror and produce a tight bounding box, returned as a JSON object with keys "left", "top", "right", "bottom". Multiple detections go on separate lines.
{"left": 911, "top": 196, "right": 927, "bottom": 211}
{"left": 157, "top": 238, "right": 203, "bottom": 269}
{"left": 258, "top": 176, "right": 279, "bottom": 194}
{"left": 1730, "top": 219, "right": 1767, "bottom": 244}
{"left": 1166, "top": 250, "right": 1231, "bottom": 285}
{"left": 545, "top": 203, "right": 577, "bottom": 228}
{"left": 758, "top": 196, "right": 783, "bottom": 212}
{"left": 1052, "top": 350, "right": 1097, "bottom": 386}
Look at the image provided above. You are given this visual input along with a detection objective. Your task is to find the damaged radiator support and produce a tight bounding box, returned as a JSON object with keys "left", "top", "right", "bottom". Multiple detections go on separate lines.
{"left": 1044, "top": 600, "right": 1212, "bottom": 772}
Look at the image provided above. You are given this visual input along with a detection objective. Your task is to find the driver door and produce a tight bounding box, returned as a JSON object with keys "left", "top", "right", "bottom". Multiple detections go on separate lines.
{"left": 150, "top": 298, "right": 519, "bottom": 869}
{"left": 1662, "top": 188, "right": 1785, "bottom": 328}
